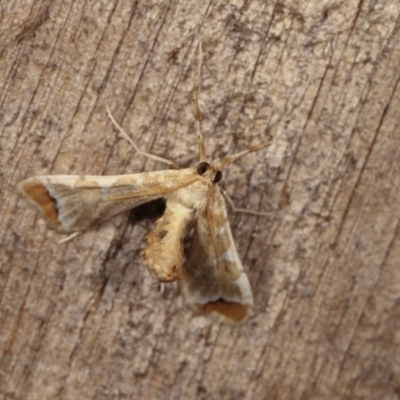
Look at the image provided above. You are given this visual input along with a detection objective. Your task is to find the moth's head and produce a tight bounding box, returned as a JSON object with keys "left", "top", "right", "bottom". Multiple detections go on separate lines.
{"left": 196, "top": 162, "right": 222, "bottom": 184}
{"left": 195, "top": 138, "right": 273, "bottom": 184}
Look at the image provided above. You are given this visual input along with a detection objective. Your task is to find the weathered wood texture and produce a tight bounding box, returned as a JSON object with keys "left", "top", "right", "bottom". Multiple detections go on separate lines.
{"left": 1, "top": 1, "right": 400, "bottom": 399}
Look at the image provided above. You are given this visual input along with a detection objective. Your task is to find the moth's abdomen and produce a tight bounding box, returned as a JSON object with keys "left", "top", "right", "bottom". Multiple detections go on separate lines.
{"left": 141, "top": 201, "right": 194, "bottom": 282}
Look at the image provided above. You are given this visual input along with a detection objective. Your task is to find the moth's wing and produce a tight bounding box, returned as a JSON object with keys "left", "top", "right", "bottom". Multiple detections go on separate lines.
{"left": 18, "top": 168, "right": 197, "bottom": 233}
{"left": 181, "top": 186, "right": 254, "bottom": 323}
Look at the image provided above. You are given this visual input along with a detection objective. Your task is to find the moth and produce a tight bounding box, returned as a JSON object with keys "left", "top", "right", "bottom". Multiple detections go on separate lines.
{"left": 18, "top": 51, "right": 272, "bottom": 323}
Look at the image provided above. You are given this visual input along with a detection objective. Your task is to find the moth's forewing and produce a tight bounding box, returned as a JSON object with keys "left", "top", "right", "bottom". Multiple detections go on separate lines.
{"left": 181, "top": 186, "right": 253, "bottom": 323}
{"left": 18, "top": 169, "right": 197, "bottom": 233}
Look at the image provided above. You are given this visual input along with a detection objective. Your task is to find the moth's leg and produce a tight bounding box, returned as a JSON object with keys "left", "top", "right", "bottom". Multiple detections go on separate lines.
{"left": 106, "top": 106, "right": 180, "bottom": 169}
{"left": 222, "top": 190, "right": 272, "bottom": 217}
{"left": 159, "top": 282, "right": 165, "bottom": 295}
{"left": 57, "top": 232, "right": 80, "bottom": 244}
{"left": 193, "top": 41, "right": 207, "bottom": 162}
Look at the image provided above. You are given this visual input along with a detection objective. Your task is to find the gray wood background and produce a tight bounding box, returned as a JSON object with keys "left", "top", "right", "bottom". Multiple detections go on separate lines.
{"left": 1, "top": 1, "right": 400, "bottom": 399}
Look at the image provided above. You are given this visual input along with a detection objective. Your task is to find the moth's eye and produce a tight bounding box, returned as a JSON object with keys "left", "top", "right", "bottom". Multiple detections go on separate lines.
{"left": 197, "top": 162, "right": 210, "bottom": 175}
{"left": 213, "top": 170, "right": 222, "bottom": 183}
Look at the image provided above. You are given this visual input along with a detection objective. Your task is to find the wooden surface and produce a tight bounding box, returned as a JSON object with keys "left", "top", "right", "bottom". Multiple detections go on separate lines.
{"left": 1, "top": 1, "right": 400, "bottom": 399}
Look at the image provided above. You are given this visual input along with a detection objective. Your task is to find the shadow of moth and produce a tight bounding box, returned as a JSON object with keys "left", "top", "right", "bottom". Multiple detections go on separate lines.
{"left": 18, "top": 48, "right": 272, "bottom": 323}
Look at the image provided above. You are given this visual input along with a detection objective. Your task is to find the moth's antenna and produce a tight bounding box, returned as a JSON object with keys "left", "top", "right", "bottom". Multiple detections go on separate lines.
{"left": 193, "top": 41, "right": 207, "bottom": 163}
{"left": 106, "top": 106, "right": 180, "bottom": 169}
{"left": 214, "top": 136, "right": 273, "bottom": 169}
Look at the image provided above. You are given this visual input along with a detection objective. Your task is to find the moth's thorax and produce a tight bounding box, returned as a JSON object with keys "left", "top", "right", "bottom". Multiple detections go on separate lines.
{"left": 169, "top": 178, "right": 211, "bottom": 212}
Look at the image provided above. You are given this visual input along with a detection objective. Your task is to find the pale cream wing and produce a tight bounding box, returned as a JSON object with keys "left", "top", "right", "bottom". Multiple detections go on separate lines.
{"left": 181, "top": 185, "right": 254, "bottom": 323}
{"left": 18, "top": 168, "right": 198, "bottom": 233}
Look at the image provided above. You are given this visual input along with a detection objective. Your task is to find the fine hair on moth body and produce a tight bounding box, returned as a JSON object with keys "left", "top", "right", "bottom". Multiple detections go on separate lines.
{"left": 18, "top": 43, "right": 272, "bottom": 324}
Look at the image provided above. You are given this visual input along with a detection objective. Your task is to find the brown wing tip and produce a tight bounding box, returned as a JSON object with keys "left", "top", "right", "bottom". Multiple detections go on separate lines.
{"left": 18, "top": 179, "right": 60, "bottom": 228}
{"left": 201, "top": 300, "right": 250, "bottom": 323}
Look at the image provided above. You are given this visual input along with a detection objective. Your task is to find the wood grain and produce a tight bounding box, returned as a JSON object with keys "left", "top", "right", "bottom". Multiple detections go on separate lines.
{"left": 1, "top": 1, "right": 400, "bottom": 399}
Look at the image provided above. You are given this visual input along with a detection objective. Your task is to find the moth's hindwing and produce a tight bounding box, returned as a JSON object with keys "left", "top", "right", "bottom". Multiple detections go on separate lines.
{"left": 181, "top": 186, "right": 254, "bottom": 323}
{"left": 18, "top": 169, "right": 198, "bottom": 233}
